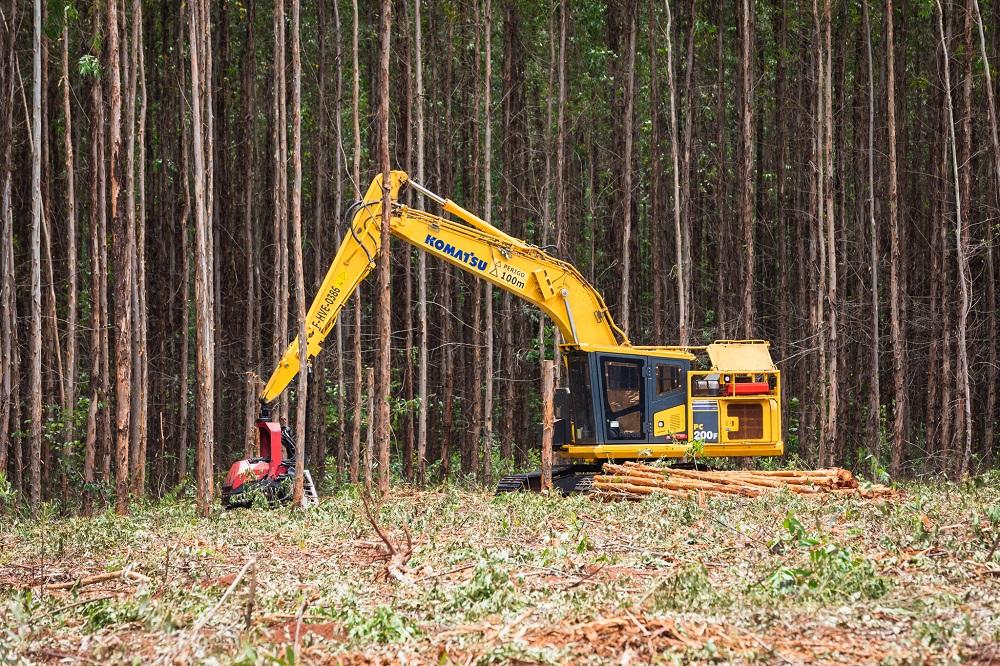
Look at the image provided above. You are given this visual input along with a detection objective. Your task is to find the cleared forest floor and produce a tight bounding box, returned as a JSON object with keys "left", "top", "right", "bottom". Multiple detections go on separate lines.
{"left": 1, "top": 474, "right": 999, "bottom": 665}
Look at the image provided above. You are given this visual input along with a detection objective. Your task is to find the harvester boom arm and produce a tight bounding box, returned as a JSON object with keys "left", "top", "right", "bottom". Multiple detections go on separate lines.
{"left": 261, "top": 170, "right": 630, "bottom": 403}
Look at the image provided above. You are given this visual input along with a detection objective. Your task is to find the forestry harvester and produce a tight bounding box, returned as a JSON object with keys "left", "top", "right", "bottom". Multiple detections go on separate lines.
{"left": 221, "top": 171, "right": 783, "bottom": 506}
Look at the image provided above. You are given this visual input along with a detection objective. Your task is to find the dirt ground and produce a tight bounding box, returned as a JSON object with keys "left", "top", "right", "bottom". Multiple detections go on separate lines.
{"left": 1, "top": 474, "right": 998, "bottom": 665}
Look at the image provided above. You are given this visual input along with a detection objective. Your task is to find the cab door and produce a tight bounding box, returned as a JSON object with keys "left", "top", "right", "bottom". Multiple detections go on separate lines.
{"left": 597, "top": 355, "right": 646, "bottom": 442}
{"left": 647, "top": 361, "right": 688, "bottom": 442}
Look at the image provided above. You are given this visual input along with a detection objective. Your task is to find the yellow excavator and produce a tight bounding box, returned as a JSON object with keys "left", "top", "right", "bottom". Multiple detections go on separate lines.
{"left": 222, "top": 171, "right": 782, "bottom": 503}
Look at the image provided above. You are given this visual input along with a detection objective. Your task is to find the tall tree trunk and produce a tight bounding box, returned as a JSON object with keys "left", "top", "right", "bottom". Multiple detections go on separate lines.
{"left": 311, "top": 0, "right": 329, "bottom": 482}
{"left": 290, "top": 0, "right": 307, "bottom": 504}
{"left": 775, "top": 0, "right": 789, "bottom": 438}
{"left": 83, "top": 77, "right": 103, "bottom": 514}
{"left": 680, "top": 0, "right": 696, "bottom": 327}
{"left": 61, "top": 10, "right": 78, "bottom": 504}
{"left": 552, "top": 0, "right": 566, "bottom": 382}
{"left": 439, "top": 18, "right": 456, "bottom": 480}
{"left": 375, "top": 0, "right": 392, "bottom": 494}
{"left": 714, "top": 0, "right": 728, "bottom": 336}
{"left": 415, "top": 0, "right": 428, "bottom": 485}
{"left": 108, "top": 0, "right": 133, "bottom": 515}
{"left": 810, "top": 0, "right": 827, "bottom": 462}
{"left": 973, "top": 0, "right": 998, "bottom": 466}
{"left": 863, "top": 0, "right": 880, "bottom": 462}
{"left": 242, "top": 0, "right": 259, "bottom": 458}
{"left": 190, "top": 0, "right": 215, "bottom": 515}
{"left": 939, "top": 0, "right": 972, "bottom": 478}
{"left": 886, "top": 0, "right": 906, "bottom": 476}
{"left": 823, "top": 0, "right": 837, "bottom": 466}
{"left": 350, "top": 0, "right": 363, "bottom": 485}
{"left": 664, "top": 0, "right": 687, "bottom": 345}
{"left": 332, "top": 0, "right": 346, "bottom": 479}
{"left": 177, "top": 74, "right": 192, "bottom": 484}
{"left": 739, "top": 0, "right": 755, "bottom": 339}
{"left": 619, "top": 2, "right": 637, "bottom": 338}
{"left": 129, "top": 0, "right": 149, "bottom": 497}
{"left": 29, "top": 0, "right": 44, "bottom": 509}
{"left": 482, "top": 0, "right": 494, "bottom": 485}
{"left": 272, "top": 0, "right": 289, "bottom": 424}
{"left": 0, "top": 23, "right": 14, "bottom": 484}
{"left": 649, "top": 0, "right": 664, "bottom": 343}
{"left": 539, "top": 9, "right": 555, "bottom": 380}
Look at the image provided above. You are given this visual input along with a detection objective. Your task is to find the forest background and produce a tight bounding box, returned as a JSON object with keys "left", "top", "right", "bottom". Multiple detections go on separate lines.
{"left": 0, "top": 0, "right": 998, "bottom": 516}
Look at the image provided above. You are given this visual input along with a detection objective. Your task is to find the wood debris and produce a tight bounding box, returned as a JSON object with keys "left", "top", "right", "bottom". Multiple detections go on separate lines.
{"left": 37, "top": 568, "right": 150, "bottom": 591}
{"left": 360, "top": 491, "right": 415, "bottom": 585}
{"left": 592, "top": 462, "right": 897, "bottom": 500}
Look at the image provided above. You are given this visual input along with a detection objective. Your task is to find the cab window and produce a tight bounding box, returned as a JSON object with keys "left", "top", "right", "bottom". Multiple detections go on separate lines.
{"left": 656, "top": 364, "right": 682, "bottom": 394}
{"left": 602, "top": 359, "right": 644, "bottom": 439}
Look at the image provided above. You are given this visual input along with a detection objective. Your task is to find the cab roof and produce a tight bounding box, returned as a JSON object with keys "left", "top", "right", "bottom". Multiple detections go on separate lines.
{"left": 706, "top": 341, "right": 776, "bottom": 372}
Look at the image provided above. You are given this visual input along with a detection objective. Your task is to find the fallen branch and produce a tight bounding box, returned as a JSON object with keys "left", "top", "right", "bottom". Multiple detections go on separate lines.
{"left": 39, "top": 568, "right": 150, "bottom": 591}
{"left": 360, "top": 490, "right": 415, "bottom": 585}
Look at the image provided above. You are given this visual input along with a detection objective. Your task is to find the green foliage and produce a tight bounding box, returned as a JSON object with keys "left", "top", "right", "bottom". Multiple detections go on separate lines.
{"left": 444, "top": 556, "right": 513, "bottom": 616}
{"left": 646, "top": 563, "right": 722, "bottom": 613}
{"left": 0, "top": 473, "right": 18, "bottom": 515}
{"left": 77, "top": 54, "right": 100, "bottom": 80}
{"left": 763, "top": 512, "right": 888, "bottom": 602}
{"left": 333, "top": 601, "right": 420, "bottom": 644}
{"left": 684, "top": 438, "right": 705, "bottom": 463}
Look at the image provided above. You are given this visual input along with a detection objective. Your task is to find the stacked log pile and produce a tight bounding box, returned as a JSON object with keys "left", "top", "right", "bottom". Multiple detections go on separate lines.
{"left": 592, "top": 462, "right": 897, "bottom": 500}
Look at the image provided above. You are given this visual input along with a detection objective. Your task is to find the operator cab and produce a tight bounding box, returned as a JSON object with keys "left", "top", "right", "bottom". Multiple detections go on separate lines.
{"left": 562, "top": 351, "right": 691, "bottom": 446}
{"left": 557, "top": 341, "right": 783, "bottom": 460}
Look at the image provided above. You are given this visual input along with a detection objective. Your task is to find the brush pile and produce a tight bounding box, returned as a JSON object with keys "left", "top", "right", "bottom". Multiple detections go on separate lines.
{"left": 592, "top": 462, "right": 897, "bottom": 500}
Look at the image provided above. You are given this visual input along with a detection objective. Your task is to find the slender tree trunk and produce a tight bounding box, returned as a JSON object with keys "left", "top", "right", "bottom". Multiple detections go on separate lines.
{"left": 739, "top": 0, "right": 755, "bottom": 339}
{"left": 810, "top": 0, "right": 827, "bottom": 462}
{"left": 364, "top": 367, "right": 373, "bottom": 491}
{"left": 291, "top": 0, "right": 307, "bottom": 503}
{"left": 108, "top": 0, "right": 133, "bottom": 515}
{"left": 649, "top": 0, "right": 664, "bottom": 343}
{"left": 190, "top": 0, "right": 215, "bottom": 515}
{"left": 482, "top": 0, "right": 494, "bottom": 485}
{"left": 311, "top": 0, "right": 329, "bottom": 482}
{"left": 243, "top": 0, "right": 258, "bottom": 458}
{"left": 715, "top": 0, "right": 728, "bottom": 336}
{"left": 619, "top": 2, "right": 637, "bottom": 338}
{"left": 415, "top": 0, "right": 428, "bottom": 485}
{"left": 375, "top": 0, "right": 392, "bottom": 494}
{"left": 539, "top": 9, "right": 555, "bottom": 378}
{"left": 61, "top": 11, "right": 78, "bottom": 504}
{"left": 0, "top": 32, "right": 13, "bottom": 483}
{"left": 823, "top": 0, "right": 837, "bottom": 466}
{"left": 177, "top": 81, "right": 192, "bottom": 484}
{"left": 886, "top": 0, "right": 906, "bottom": 476}
{"left": 83, "top": 78, "right": 102, "bottom": 510}
{"left": 439, "top": 20, "right": 456, "bottom": 479}
{"left": 937, "top": 0, "right": 971, "bottom": 478}
{"left": 29, "top": 0, "right": 44, "bottom": 509}
{"left": 350, "top": 0, "right": 362, "bottom": 485}
{"left": 863, "top": 0, "right": 881, "bottom": 461}
{"left": 129, "top": 0, "right": 149, "bottom": 497}
{"left": 551, "top": 0, "right": 567, "bottom": 382}
{"left": 775, "top": 0, "right": 789, "bottom": 439}
{"left": 332, "top": 0, "right": 346, "bottom": 479}
{"left": 680, "top": 0, "right": 696, "bottom": 325}
{"left": 973, "top": 0, "right": 998, "bottom": 465}
{"left": 272, "top": 0, "right": 289, "bottom": 424}
{"left": 664, "top": 0, "right": 687, "bottom": 345}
